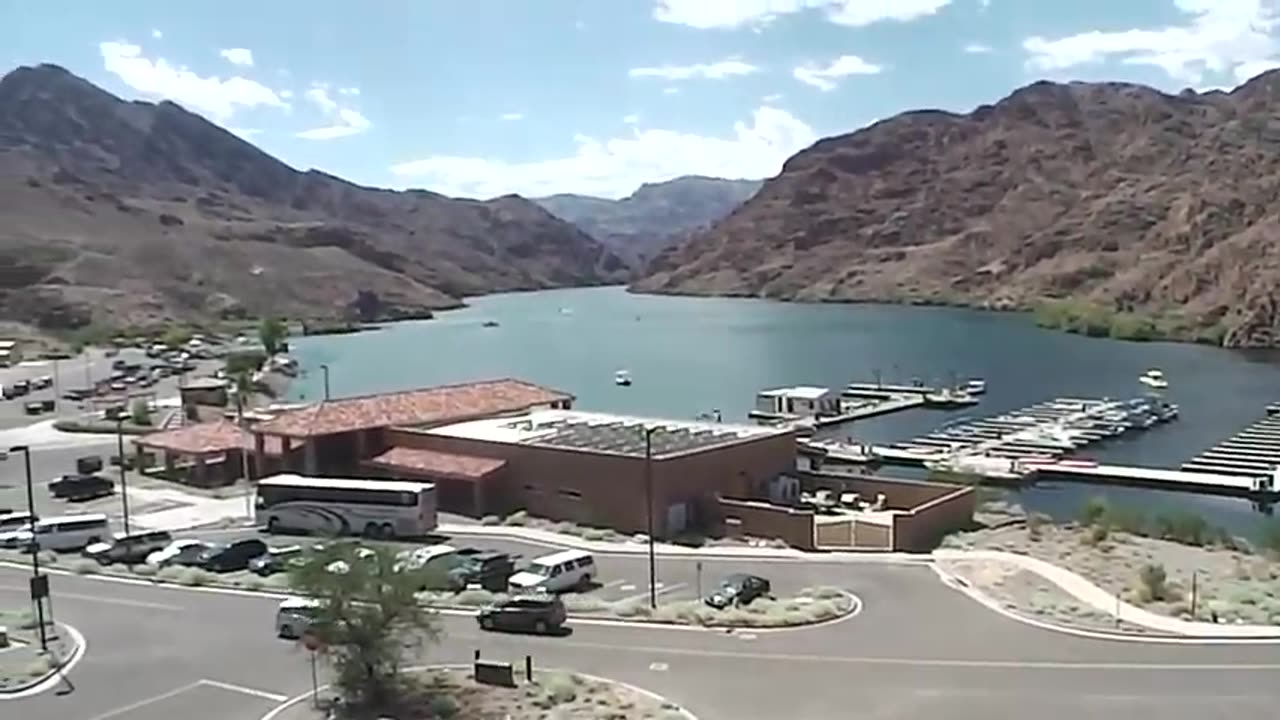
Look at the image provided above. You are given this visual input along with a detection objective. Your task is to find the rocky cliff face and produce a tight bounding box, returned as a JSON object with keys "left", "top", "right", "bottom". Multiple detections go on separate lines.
{"left": 0, "top": 64, "right": 627, "bottom": 335}
{"left": 635, "top": 73, "right": 1280, "bottom": 347}
{"left": 535, "top": 176, "right": 761, "bottom": 267}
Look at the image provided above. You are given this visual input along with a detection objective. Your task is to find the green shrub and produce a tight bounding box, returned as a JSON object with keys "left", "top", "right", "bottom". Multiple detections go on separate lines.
{"left": 503, "top": 510, "right": 529, "bottom": 526}
{"left": 224, "top": 349, "right": 267, "bottom": 375}
{"left": 581, "top": 528, "right": 609, "bottom": 542}
{"left": 1260, "top": 521, "right": 1280, "bottom": 555}
{"left": 178, "top": 568, "right": 214, "bottom": 586}
{"left": 132, "top": 564, "right": 158, "bottom": 577}
{"left": 70, "top": 559, "right": 100, "bottom": 575}
{"left": 426, "top": 694, "right": 458, "bottom": 718}
{"left": 242, "top": 576, "right": 265, "bottom": 591}
{"left": 1102, "top": 505, "right": 1148, "bottom": 535}
{"left": 1139, "top": 563, "right": 1168, "bottom": 602}
{"left": 541, "top": 672, "right": 579, "bottom": 705}
{"left": 1108, "top": 313, "right": 1158, "bottom": 341}
{"left": 454, "top": 589, "right": 498, "bottom": 607}
{"left": 1080, "top": 496, "right": 1110, "bottom": 526}
{"left": 1153, "top": 511, "right": 1212, "bottom": 546}
{"left": 130, "top": 398, "right": 152, "bottom": 426}
{"left": 1084, "top": 523, "right": 1109, "bottom": 545}
{"left": 479, "top": 515, "right": 500, "bottom": 526}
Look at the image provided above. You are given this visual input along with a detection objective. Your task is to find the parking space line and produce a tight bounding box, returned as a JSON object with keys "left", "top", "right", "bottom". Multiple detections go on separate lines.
{"left": 617, "top": 582, "right": 688, "bottom": 605}
{"left": 86, "top": 682, "right": 203, "bottom": 720}
{"left": 0, "top": 585, "right": 182, "bottom": 611}
{"left": 199, "top": 679, "right": 289, "bottom": 702}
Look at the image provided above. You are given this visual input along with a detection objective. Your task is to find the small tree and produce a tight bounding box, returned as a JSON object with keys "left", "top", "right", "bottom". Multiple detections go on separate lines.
{"left": 1080, "top": 496, "right": 1110, "bottom": 527}
{"left": 129, "top": 398, "right": 152, "bottom": 426}
{"left": 258, "top": 316, "right": 288, "bottom": 355}
{"left": 161, "top": 325, "right": 194, "bottom": 348}
{"left": 288, "top": 543, "right": 440, "bottom": 712}
{"left": 1138, "top": 563, "right": 1168, "bottom": 602}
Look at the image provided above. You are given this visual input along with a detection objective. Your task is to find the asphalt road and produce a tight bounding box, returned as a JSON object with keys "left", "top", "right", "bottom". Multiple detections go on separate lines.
{"left": 4, "top": 559, "right": 1280, "bottom": 720}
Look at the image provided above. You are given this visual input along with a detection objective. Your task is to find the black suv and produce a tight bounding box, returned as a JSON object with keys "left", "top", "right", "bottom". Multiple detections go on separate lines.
{"left": 83, "top": 530, "right": 173, "bottom": 565}
{"left": 705, "top": 574, "right": 771, "bottom": 609}
{"left": 448, "top": 550, "right": 516, "bottom": 592}
{"left": 49, "top": 474, "right": 115, "bottom": 501}
{"left": 477, "top": 595, "right": 567, "bottom": 634}
{"left": 198, "top": 538, "right": 269, "bottom": 572}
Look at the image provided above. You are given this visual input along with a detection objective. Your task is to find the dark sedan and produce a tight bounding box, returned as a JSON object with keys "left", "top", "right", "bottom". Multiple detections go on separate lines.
{"left": 704, "top": 573, "right": 771, "bottom": 609}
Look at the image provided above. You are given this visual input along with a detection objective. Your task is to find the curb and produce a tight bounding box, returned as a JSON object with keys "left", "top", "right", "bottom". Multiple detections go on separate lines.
{"left": 0, "top": 560, "right": 862, "bottom": 634}
{"left": 258, "top": 664, "right": 700, "bottom": 720}
{"left": 0, "top": 623, "right": 88, "bottom": 701}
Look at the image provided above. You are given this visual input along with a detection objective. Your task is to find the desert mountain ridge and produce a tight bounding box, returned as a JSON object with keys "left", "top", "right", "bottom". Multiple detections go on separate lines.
{"left": 0, "top": 63, "right": 628, "bottom": 339}
{"left": 635, "top": 71, "right": 1280, "bottom": 347}
{"left": 534, "top": 176, "right": 762, "bottom": 267}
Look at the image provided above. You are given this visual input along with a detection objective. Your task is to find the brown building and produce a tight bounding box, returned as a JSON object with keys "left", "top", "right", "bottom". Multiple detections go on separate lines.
{"left": 369, "top": 409, "right": 797, "bottom": 538}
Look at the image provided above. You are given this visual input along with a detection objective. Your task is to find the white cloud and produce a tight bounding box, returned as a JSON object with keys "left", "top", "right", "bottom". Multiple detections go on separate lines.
{"left": 652, "top": 0, "right": 952, "bottom": 29}
{"left": 219, "top": 48, "right": 254, "bottom": 67}
{"left": 500, "top": 112, "right": 524, "bottom": 121}
{"left": 630, "top": 58, "right": 759, "bottom": 80}
{"left": 623, "top": 114, "right": 640, "bottom": 124}
{"left": 296, "top": 82, "right": 371, "bottom": 140}
{"left": 339, "top": 86, "right": 360, "bottom": 96}
{"left": 151, "top": 29, "right": 163, "bottom": 39}
{"left": 964, "top": 42, "right": 993, "bottom": 54}
{"left": 280, "top": 89, "right": 294, "bottom": 99}
{"left": 98, "top": 41, "right": 288, "bottom": 122}
{"left": 390, "top": 105, "right": 817, "bottom": 199}
{"left": 763, "top": 93, "right": 784, "bottom": 103}
{"left": 662, "top": 87, "right": 680, "bottom": 95}
{"left": 1023, "top": 0, "right": 1280, "bottom": 86}
{"left": 792, "top": 55, "right": 883, "bottom": 91}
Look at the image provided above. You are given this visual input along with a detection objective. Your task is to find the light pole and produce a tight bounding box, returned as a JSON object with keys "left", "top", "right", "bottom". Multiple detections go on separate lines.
{"left": 319, "top": 364, "right": 331, "bottom": 401}
{"left": 3, "top": 445, "right": 49, "bottom": 651}
{"left": 642, "top": 425, "right": 658, "bottom": 610}
{"left": 114, "top": 415, "right": 131, "bottom": 535}
{"left": 235, "top": 377, "right": 253, "bottom": 520}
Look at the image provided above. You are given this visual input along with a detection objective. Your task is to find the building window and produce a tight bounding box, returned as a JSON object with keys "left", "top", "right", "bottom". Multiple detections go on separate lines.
{"left": 559, "top": 488, "right": 582, "bottom": 500}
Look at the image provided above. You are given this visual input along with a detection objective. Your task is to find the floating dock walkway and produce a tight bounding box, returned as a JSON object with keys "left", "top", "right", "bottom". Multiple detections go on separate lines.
{"left": 1030, "top": 460, "right": 1277, "bottom": 500}
{"left": 1181, "top": 415, "right": 1280, "bottom": 478}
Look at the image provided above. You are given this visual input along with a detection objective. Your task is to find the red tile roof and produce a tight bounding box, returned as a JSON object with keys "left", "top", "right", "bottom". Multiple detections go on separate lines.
{"left": 136, "top": 420, "right": 294, "bottom": 456}
{"left": 253, "top": 378, "right": 572, "bottom": 439}
{"left": 365, "top": 446, "right": 506, "bottom": 480}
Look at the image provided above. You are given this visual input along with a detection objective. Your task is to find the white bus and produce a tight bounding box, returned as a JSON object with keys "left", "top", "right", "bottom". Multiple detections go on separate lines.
{"left": 256, "top": 474, "right": 437, "bottom": 539}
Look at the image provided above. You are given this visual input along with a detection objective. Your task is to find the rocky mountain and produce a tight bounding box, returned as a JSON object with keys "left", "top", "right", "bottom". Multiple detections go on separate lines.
{"left": 535, "top": 176, "right": 761, "bottom": 267}
{"left": 635, "top": 73, "right": 1280, "bottom": 347}
{"left": 0, "top": 64, "right": 627, "bottom": 337}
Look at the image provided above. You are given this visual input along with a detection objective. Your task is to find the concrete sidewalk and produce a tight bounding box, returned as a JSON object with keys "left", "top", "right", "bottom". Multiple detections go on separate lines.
{"left": 934, "top": 549, "right": 1280, "bottom": 638}
{"left": 130, "top": 489, "right": 253, "bottom": 532}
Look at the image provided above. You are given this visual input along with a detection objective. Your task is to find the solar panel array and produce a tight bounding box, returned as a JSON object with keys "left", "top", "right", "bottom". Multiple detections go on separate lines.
{"left": 514, "top": 417, "right": 743, "bottom": 457}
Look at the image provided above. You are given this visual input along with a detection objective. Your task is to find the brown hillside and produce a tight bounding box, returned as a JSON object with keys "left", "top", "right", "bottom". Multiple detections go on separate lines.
{"left": 635, "top": 74, "right": 1280, "bottom": 347}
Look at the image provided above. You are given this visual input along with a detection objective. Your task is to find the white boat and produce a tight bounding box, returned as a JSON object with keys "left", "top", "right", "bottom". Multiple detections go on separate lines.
{"left": 964, "top": 378, "right": 987, "bottom": 395}
{"left": 614, "top": 370, "right": 632, "bottom": 386}
{"left": 924, "top": 454, "right": 1034, "bottom": 481}
{"left": 1139, "top": 369, "right": 1168, "bottom": 389}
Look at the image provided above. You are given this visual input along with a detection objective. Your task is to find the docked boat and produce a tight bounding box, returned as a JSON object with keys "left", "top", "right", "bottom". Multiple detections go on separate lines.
{"left": 614, "top": 370, "right": 632, "bottom": 386}
{"left": 923, "top": 388, "right": 980, "bottom": 409}
{"left": 1268, "top": 402, "right": 1280, "bottom": 416}
{"left": 962, "top": 378, "right": 987, "bottom": 395}
{"left": 1139, "top": 369, "right": 1168, "bottom": 389}
{"left": 481, "top": 320, "right": 500, "bottom": 328}
{"left": 923, "top": 454, "right": 1035, "bottom": 482}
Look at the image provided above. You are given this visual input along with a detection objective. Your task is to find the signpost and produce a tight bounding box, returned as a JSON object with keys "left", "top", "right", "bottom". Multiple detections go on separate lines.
{"left": 302, "top": 630, "right": 323, "bottom": 708}
{"left": 695, "top": 561, "right": 703, "bottom": 600}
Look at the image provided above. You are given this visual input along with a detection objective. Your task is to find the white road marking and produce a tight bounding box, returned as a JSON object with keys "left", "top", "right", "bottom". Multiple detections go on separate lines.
{"left": 737, "top": 633, "right": 758, "bottom": 641}
{"left": 649, "top": 662, "right": 669, "bottom": 671}
{"left": 617, "top": 582, "right": 687, "bottom": 605}
{"left": 85, "top": 682, "right": 203, "bottom": 720}
{"left": 0, "top": 585, "right": 182, "bottom": 611}
{"left": 619, "top": 583, "right": 637, "bottom": 591}
{"left": 199, "top": 679, "right": 289, "bottom": 702}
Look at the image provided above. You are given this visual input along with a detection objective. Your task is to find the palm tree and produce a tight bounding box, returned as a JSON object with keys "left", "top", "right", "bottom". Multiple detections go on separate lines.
{"left": 232, "top": 369, "right": 255, "bottom": 518}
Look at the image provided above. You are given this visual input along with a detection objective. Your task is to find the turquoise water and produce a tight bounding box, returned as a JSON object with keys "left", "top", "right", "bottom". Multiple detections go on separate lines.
{"left": 290, "top": 286, "right": 1280, "bottom": 536}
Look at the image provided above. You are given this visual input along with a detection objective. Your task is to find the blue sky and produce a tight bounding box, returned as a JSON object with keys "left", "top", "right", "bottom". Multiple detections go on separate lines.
{"left": 3, "top": 1, "right": 1278, "bottom": 199}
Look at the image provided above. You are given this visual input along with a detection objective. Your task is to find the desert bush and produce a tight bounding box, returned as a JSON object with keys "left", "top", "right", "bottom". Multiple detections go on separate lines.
{"left": 479, "top": 515, "right": 500, "bottom": 526}
{"left": 23, "top": 653, "right": 53, "bottom": 679}
{"left": 178, "top": 568, "right": 215, "bottom": 586}
{"left": 1138, "top": 563, "right": 1168, "bottom": 602}
{"left": 503, "top": 510, "right": 529, "bottom": 526}
{"left": 542, "top": 672, "right": 579, "bottom": 705}
{"left": 1261, "top": 521, "right": 1280, "bottom": 555}
{"left": 131, "top": 564, "right": 158, "bottom": 577}
{"left": 1152, "top": 511, "right": 1212, "bottom": 546}
{"left": 69, "top": 559, "right": 100, "bottom": 575}
{"left": 581, "top": 528, "right": 610, "bottom": 542}
{"left": 10, "top": 609, "right": 36, "bottom": 630}
{"left": 38, "top": 551, "right": 57, "bottom": 565}
{"left": 454, "top": 589, "right": 498, "bottom": 607}
{"left": 806, "top": 586, "right": 846, "bottom": 600}
{"left": 242, "top": 576, "right": 265, "bottom": 591}
{"left": 157, "top": 565, "right": 187, "bottom": 582}
{"left": 1026, "top": 512, "right": 1050, "bottom": 540}
{"left": 426, "top": 694, "right": 458, "bottom": 718}
{"left": 1102, "top": 505, "right": 1147, "bottom": 535}
{"left": 613, "top": 600, "right": 651, "bottom": 618}
{"left": 1080, "top": 496, "right": 1110, "bottom": 527}
{"left": 1084, "top": 523, "right": 1109, "bottom": 546}
{"left": 563, "top": 595, "right": 609, "bottom": 613}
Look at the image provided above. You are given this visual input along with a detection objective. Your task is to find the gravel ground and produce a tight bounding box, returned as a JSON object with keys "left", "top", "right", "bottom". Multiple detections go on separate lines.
{"left": 944, "top": 522, "right": 1280, "bottom": 626}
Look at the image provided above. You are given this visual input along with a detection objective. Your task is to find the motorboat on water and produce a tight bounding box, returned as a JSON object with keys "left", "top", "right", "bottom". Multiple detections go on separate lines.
{"left": 614, "top": 370, "right": 632, "bottom": 386}
{"left": 963, "top": 378, "right": 987, "bottom": 395}
{"left": 481, "top": 320, "right": 500, "bottom": 328}
{"left": 1139, "top": 369, "right": 1168, "bottom": 389}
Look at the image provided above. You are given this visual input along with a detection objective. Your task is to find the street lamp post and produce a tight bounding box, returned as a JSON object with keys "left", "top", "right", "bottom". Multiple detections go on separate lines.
{"left": 236, "top": 381, "right": 253, "bottom": 520}
{"left": 319, "top": 364, "right": 331, "bottom": 401}
{"left": 4, "top": 445, "right": 49, "bottom": 651}
{"left": 114, "top": 416, "right": 131, "bottom": 535}
{"left": 642, "top": 425, "right": 657, "bottom": 610}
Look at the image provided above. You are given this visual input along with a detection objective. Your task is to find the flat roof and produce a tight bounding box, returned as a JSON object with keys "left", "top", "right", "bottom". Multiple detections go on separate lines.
{"left": 258, "top": 473, "right": 434, "bottom": 493}
{"left": 425, "top": 409, "right": 790, "bottom": 460}
{"left": 759, "top": 386, "right": 831, "bottom": 399}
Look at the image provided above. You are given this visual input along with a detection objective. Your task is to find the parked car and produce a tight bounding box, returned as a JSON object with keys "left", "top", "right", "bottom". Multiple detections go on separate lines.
{"left": 704, "top": 574, "right": 771, "bottom": 609}
{"left": 447, "top": 549, "right": 516, "bottom": 592}
{"left": 275, "top": 597, "right": 322, "bottom": 639}
{"left": 507, "top": 550, "right": 596, "bottom": 594}
{"left": 75, "top": 455, "right": 104, "bottom": 475}
{"left": 49, "top": 474, "right": 114, "bottom": 501}
{"left": 147, "top": 539, "right": 210, "bottom": 567}
{"left": 248, "top": 545, "right": 304, "bottom": 576}
{"left": 199, "top": 538, "right": 269, "bottom": 572}
{"left": 10, "top": 380, "right": 29, "bottom": 396}
{"left": 476, "top": 594, "right": 567, "bottom": 634}
{"left": 32, "top": 375, "right": 53, "bottom": 390}
{"left": 111, "top": 358, "right": 129, "bottom": 371}
{"left": 83, "top": 530, "right": 173, "bottom": 565}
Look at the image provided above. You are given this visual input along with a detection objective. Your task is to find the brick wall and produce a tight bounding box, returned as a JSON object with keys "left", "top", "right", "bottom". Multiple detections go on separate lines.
{"left": 891, "top": 486, "right": 975, "bottom": 552}
{"left": 717, "top": 497, "right": 815, "bottom": 550}
{"left": 804, "top": 474, "right": 956, "bottom": 510}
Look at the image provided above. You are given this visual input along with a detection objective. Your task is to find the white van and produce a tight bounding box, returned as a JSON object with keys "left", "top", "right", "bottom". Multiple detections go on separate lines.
{"left": 508, "top": 549, "right": 597, "bottom": 593}
{"left": 275, "top": 596, "right": 323, "bottom": 639}
{"left": 0, "top": 511, "right": 34, "bottom": 533}
{"left": 29, "top": 514, "right": 111, "bottom": 551}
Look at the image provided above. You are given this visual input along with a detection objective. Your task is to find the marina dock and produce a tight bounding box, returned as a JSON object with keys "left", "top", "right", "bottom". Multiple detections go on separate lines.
{"left": 752, "top": 384, "right": 928, "bottom": 431}
{"left": 1030, "top": 460, "right": 1277, "bottom": 500}
{"left": 1181, "top": 415, "right": 1280, "bottom": 478}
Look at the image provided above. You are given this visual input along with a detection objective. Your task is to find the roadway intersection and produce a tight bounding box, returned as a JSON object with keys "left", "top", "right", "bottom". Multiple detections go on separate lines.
{"left": 4, "top": 559, "right": 1280, "bottom": 720}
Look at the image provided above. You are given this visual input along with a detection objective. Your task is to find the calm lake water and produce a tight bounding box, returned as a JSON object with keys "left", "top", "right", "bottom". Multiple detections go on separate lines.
{"left": 290, "top": 286, "right": 1280, "bottom": 536}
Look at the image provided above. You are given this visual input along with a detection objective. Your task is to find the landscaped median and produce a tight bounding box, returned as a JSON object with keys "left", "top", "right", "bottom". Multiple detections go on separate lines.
{"left": 0, "top": 609, "right": 78, "bottom": 694}
{"left": 0, "top": 550, "right": 857, "bottom": 630}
